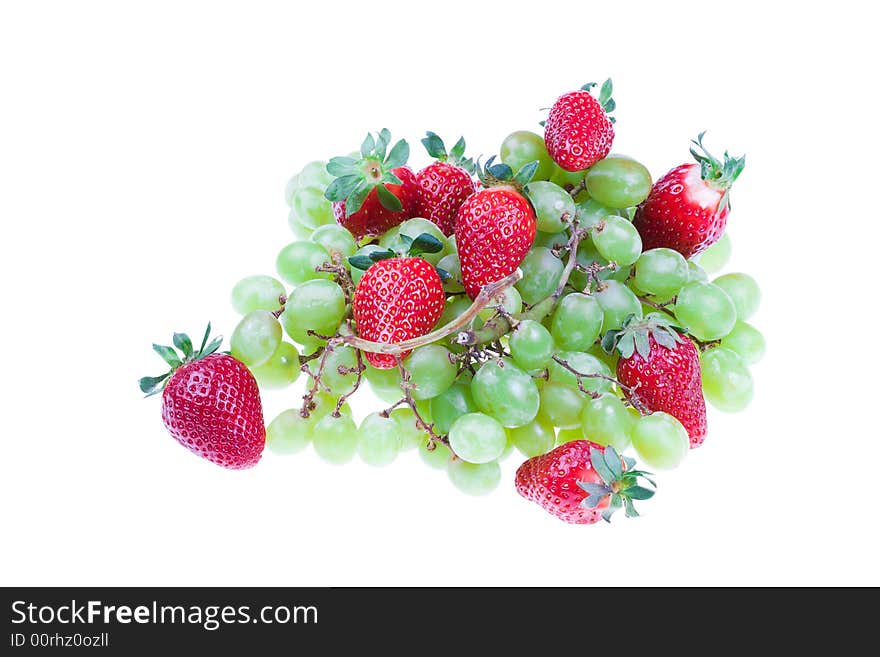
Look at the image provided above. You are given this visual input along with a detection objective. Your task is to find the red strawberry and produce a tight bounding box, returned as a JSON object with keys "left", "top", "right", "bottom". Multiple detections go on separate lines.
{"left": 516, "top": 441, "right": 655, "bottom": 524}
{"left": 633, "top": 132, "right": 745, "bottom": 258}
{"left": 604, "top": 314, "right": 707, "bottom": 447}
{"left": 414, "top": 132, "right": 476, "bottom": 236}
{"left": 543, "top": 79, "right": 616, "bottom": 172}
{"left": 140, "top": 326, "right": 265, "bottom": 469}
{"left": 351, "top": 256, "right": 445, "bottom": 369}
{"left": 325, "top": 129, "right": 418, "bottom": 240}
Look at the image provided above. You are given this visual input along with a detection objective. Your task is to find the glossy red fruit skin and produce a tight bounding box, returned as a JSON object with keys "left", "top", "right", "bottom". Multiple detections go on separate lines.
{"left": 617, "top": 334, "right": 707, "bottom": 447}
{"left": 515, "top": 440, "right": 609, "bottom": 524}
{"left": 161, "top": 353, "right": 265, "bottom": 469}
{"left": 455, "top": 186, "right": 536, "bottom": 299}
{"left": 333, "top": 166, "right": 418, "bottom": 239}
{"left": 414, "top": 161, "right": 476, "bottom": 236}
{"left": 544, "top": 90, "right": 614, "bottom": 172}
{"left": 352, "top": 257, "right": 445, "bottom": 369}
{"left": 633, "top": 163, "right": 728, "bottom": 258}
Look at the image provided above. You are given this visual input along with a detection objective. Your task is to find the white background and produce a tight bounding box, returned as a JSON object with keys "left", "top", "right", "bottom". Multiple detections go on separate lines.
{"left": 1, "top": 1, "right": 878, "bottom": 586}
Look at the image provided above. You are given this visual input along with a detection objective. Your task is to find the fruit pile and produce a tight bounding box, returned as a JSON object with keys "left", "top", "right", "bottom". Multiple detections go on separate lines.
{"left": 141, "top": 80, "right": 764, "bottom": 524}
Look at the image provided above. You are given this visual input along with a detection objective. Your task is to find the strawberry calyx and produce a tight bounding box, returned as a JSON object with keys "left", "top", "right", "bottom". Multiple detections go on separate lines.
{"left": 138, "top": 323, "right": 223, "bottom": 397}
{"left": 347, "top": 232, "right": 449, "bottom": 280}
{"left": 421, "top": 131, "right": 475, "bottom": 173}
{"left": 476, "top": 155, "right": 538, "bottom": 193}
{"left": 324, "top": 129, "right": 411, "bottom": 218}
{"left": 601, "top": 312, "right": 688, "bottom": 360}
{"left": 690, "top": 131, "right": 746, "bottom": 210}
{"left": 578, "top": 445, "right": 656, "bottom": 521}
{"left": 580, "top": 77, "right": 616, "bottom": 122}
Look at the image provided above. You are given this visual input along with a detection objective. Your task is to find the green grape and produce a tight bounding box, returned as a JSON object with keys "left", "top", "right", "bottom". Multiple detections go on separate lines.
{"left": 701, "top": 347, "right": 754, "bottom": 412}
{"left": 550, "top": 293, "right": 604, "bottom": 351}
{"left": 471, "top": 359, "right": 540, "bottom": 428}
{"left": 297, "top": 160, "right": 333, "bottom": 189}
{"left": 419, "top": 440, "right": 451, "bottom": 470}
{"left": 447, "top": 234, "right": 457, "bottom": 252}
{"left": 538, "top": 382, "right": 584, "bottom": 429}
{"left": 350, "top": 244, "right": 385, "bottom": 286}
{"left": 448, "top": 412, "right": 508, "bottom": 463}
{"left": 675, "top": 282, "right": 737, "bottom": 340}
{"left": 587, "top": 343, "right": 619, "bottom": 373}
{"left": 526, "top": 181, "right": 576, "bottom": 232}
{"left": 592, "top": 215, "right": 642, "bottom": 266}
{"left": 430, "top": 381, "right": 477, "bottom": 434}
{"left": 398, "top": 218, "right": 450, "bottom": 265}
{"left": 284, "top": 174, "right": 300, "bottom": 207}
{"left": 266, "top": 408, "right": 313, "bottom": 455}
{"left": 437, "top": 253, "right": 464, "bottom": 293}
{"left": 713, "top": 273, "right": 761, "bottom": 320}
{"left": 547, "top": 351, "right": 612, "bottom": 397}
{"left": 594, "top": 280, "right": 643, "bottom": 330}
{"left": 310, "top": 224, "right": 357, "bottom": 259}
{"left": 282, "top": 279, "right": 346, "bottom": 344}
{"left": 276, "top": 241, "right": 332, "bottom": 286}
{"left": 292, "top": 185, "right": 334, "bottom": 229}
{"left": 509, "top": 320, "right": 555, "bottom": 371}
{"left": 532, "top": 229, "right": 569, "bottom": 250}
{"left": 694, "top": 233, "right": 731, "bottom": 273}
{"left": 509, "top": 418, "right": 556, "bottom": 457}
{"left": 288, "top": 210, "right": 315, "bottom": 239}
{"left": 391, "top": 407, "right": 429, "bottom": 450}
{"left": 447, "top": 459, "right": 502, "bottom": 496}
{"left": 309, "top": 391, "right": 352, "bottom": 421}
{"left": 550, "top": 164, "right": 588, "bottom": 189}
{"left": 438, "top": 295, "right": 472, "bottom": 327}
{"left": 230, "top": 310, "right": 282, "bottom": 367}
{"left": 634, "top": 248, "right": 689, "bottom": 297}
{"left": 631, "top": 412, "right": 689, "bottom": 470}
{"left": 687, "top": 260, "right": 709, "bottom": 283}
{"left": 364, "top": 362, "right": 401, "bottom": 403}
{"left": 312, "top": 413, "right": 358, "bottom": 465}
{"left": 584, "top": 155, "right": 652, "bottom": 208}
{"left": 516, "top": 247, "right": 564, "bottom": 305}
{"left": 309, "top": 347, "right": 359, "bottom": 394}
{"left": 357, "top": 413, "right": 401, "bottom": 466}
{"left": 500, "top": 130, "right": 554, "bottom": 181}
{"left": 576, "top": 198, "right": 621, "bottom": 229}
{"left": 231, "top": 275, "right": 286, "bottom": 315}
{"left": 581, "top": 394, "right": 632, "bottom": 451}
{"left": 477, "top": 287, "right": 522, "bottom": 322}
{"left": 720, "top": 321, "right": 766, "bottom": 365}
{"left": 402, "top": 345, "right": 457, "bottom": 400}
{"left": 251, "top": 342, "right": 300, "bottom": 389}
{"left": 556, "top": 427, "right": 582, "bottom": 445}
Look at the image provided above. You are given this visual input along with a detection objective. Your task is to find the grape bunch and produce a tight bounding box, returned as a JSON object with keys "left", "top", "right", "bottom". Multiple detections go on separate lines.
{"left": 144, "top": 79, "right": 763, "bottom": 524}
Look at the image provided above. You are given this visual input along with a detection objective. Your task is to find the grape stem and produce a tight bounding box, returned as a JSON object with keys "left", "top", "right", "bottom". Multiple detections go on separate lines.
{"left": 550, "top": 355, "right": 650, "bottom": 415}
{"left": 638, "top": 295, "right": 675, "bottom": 315}
{"left": 567, "top": 177, "right": 588, "bottom": 198}
{"left": 384, "top": 356, "right": 455, "bottom": 455}
{"left": 299, "top": 342, "right": 335, "bottom": 419}
{"left": 317, "top": 254, "right": 356, "bottom": 304}
{"left": 332, "top": 345, "right": 365, "bottom": 416}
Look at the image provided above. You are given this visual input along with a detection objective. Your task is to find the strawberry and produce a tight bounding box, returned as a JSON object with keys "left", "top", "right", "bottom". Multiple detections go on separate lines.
{"left": 455, "top": 158, "right": 537, "bottom": 299}
{"left": 633, "top": 132, "right": 746, "bottom": 258}
{"left": 543, "top": 79, "right": 616, "bottom": 172}
{"left": 414, "top": 132, "right": 476, "bottom": 236}
{"left": 351, "top": 255, "right": 445, "bottom": 369}
{"left": 324, "top": 129, "right": 418, "bottom": 239}
{"left": 516, "top": 441, "right": 655, "bottom": 524}
{"left": 139, "top": 325, "right": 265, "bottom": 469}
{"left": 602, "top": 314, "right": 707, "bottom": 447}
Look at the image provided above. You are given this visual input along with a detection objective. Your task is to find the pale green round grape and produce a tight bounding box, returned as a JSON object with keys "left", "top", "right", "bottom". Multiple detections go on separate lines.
{"left": 713, "top": 273, "right": 761, "bottom": 320}
{"left": 694, "top": 233, "right": 731, "bottom": 273}
{"left": 292, "top": 185, "right": 334, "bottom": 229}
{"left": 526, "top": 181, "right": 576, "bottom": 232}
{"left": 364, "top": 362, "right": 401, "bottom": 403}
{"left": 448, "top": 412, "right": 508, "bottom": 463}
{"left": 584, "top": 155, "right": 652, "bottom": 208}
{"left": 288, "top": 210, "right": 315, "bottom": 239}
{"left": 687, "top": 260, "right": 709, "bottom": 283}
{"left": 231, "top": 275, "right": 286, "bottom": 315}
{"left": 276, "top": 241, "right": 332, "bottom": 286}
{"left": 587, "top": 343, "right": 619, "bottom": 374}
{"left": 675, "top": 282, "right": 737, "bottom": 340}
{"left": 471, "top": 359, "right": 540, "bottom": 428}
{"left": 701, "top": 348, "right": 754, "bottom": 412}
{"left": 568, "top": 239, "right": 605, "bottom": 290}
{"left": 284, "top": 174, "right": 300, "bottom": 206}
{"left": 510, "top": 320, "right": 555, "bottom": 371}
{"left": 447, "top": 234, "right": 457, "bottom": 252}
{"left": 266, "top": 409, "right": 314, "bottom": 455}
{"left": 447, "top": 459, "right": 502, "bottom": 496}
{"left": 594, "top": 280, "right": 643, "bottom": 330}
{"left": 283, "top": 279, "right": 346, "bottom": 339}
{"left": 230, "top": 310, "right": 282, "bottom": 367}
{"left": 419, "top": 440, "right": 451, "bottom": 470}
{"left": 556, "top": 427, "right": 582, "bottom": 445}
{"left": 357, "top": 413, "right": 401, "bottom": 466}
{"left": 391, "top": 407, "right": 429, "bottom": 450}
{"left": 312, "top": 413, "right": 358, "bottom": 465}
{"left": 437, "top": 253, "right": 464, "bottom": 293}
{"left": 581, "top": 394, "right": 632, "bottom": 451}
{"left": 309, "top": 391, "right": 352, "bottom": 421}
{"left": 576, "top": 198, "right": 620, "bottom": 229}
{"left": 516, "top": 247, "right": 564, "bottom": 305}
{"left": 631, "top": 412, "right": 689, "bottom": 470}
{"left": 532, "top": 229, "right": 569, "bottom": 250}
{"left": 386, "top": 218, "right": 449, "bottom": 266}
{"left": 592, "top": 216, "right": 642, "bottom": 266}
{"left": 720, "top": 321, "right": 766, "bottom": 365}
{"left": 438, "top": 295, "right": 472, "bottom": 327}
{"left": 251, "top": 342, "right": 300, "bottom": 389}
{"left": 310, "top": 224, "right": 357, "bottom": 259}
{"left": 477, "top": 287, "right": 522, "bottom": 322}
{"left": 509, "top": 418, "right": 556, "bottom": 457}
{"left": 634, "top": 248, "right": 689, "bottom": 297}
{"left": 404, "top": 345, "right": 457, "bottom": 400}
{"left": 430, "top": 381, "right": 477, "bottom": 434}
{"left": 500, "top": 130, "right": 554, "bottom": 181}
{"left": 298, "top": 160, "right": 333, "bottom": 189}
{"left": 550, "top": 164, "right": 588, "bottom": 189}
{"left": 350, "top": 244, "right": 385, "bottom": 286}
{"left": 551, "top": 293, "right": 604, "bottom": 351}
{"left": 538, "top": 382, "right": 584, "bottom": 429}
{"left": 547, "top": 350, "right": 612, "bottom": 397}
{"left": 309, "top": 347, "right": 359, "bottom": 395}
